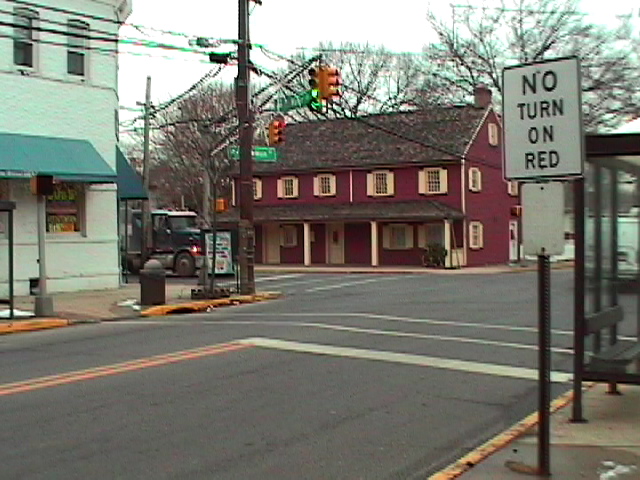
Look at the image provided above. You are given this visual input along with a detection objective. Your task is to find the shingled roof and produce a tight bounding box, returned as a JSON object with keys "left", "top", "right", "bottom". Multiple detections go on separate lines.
{"left": 216, "top": 200, "right": 464, "bottom": 224}
{"left": 253, "top": 105, "right": 489, "bottom": 174}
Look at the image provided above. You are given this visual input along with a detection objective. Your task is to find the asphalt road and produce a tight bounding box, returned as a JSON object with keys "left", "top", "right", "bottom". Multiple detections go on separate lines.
{"left": 0, "top": 270, "right": 597, "bottom": 479}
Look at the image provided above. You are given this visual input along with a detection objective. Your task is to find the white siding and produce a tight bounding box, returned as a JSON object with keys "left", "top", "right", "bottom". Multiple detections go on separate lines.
{"left": 0, "top": 0, "right": 130, "bottom": 295}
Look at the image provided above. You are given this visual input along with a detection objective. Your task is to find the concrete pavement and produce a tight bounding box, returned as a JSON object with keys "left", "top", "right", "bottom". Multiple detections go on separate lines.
{"left": 6, "top": 261, "right": 638, "bottom": 479}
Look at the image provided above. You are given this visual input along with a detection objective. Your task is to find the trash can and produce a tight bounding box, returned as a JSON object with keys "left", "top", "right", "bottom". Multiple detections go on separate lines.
{"left": 140, "top": 259, "right": 166, "bottom": 306}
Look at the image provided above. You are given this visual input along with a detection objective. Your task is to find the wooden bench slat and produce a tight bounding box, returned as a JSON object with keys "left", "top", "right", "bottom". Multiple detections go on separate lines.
{"left": 585, "top": 305, "right": 625, "bottom": 335}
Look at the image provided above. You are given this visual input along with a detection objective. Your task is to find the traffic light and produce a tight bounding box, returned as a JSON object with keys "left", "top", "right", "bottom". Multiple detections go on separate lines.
{"left": 268, "top": 118, "right": 285, "bottom": 146}
{"left": 308, "top": 88, "right": 323, "bottom": 113}
{"left": 308, "top": 67, "right": 319, "bottom": 90}
{"left": 319, "top": 66, "right": 342, "bottom": 101}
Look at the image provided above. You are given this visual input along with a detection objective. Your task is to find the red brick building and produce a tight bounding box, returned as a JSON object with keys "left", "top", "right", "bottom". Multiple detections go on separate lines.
{"left": 223, "top": 87, "right": 521, "bottom": 268}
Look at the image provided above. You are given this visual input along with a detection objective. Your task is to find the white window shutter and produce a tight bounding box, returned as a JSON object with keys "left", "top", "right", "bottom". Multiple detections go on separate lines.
{"left": 293, "top": 177, "right": 299, "bottom": 197}
{"left": 255, "top": 179, "right": 262, "bottom": 200}
{"left": 440, "top": 168, "right": 448, "bottom": 194}
{"left": 313, "top": 176, "right": 319, "bottom": 196}
{"left": 366, "top": 173, "right": 374, "bottom": 196}
{"left": 277, "top": 178, "right": 283, "bottom": 198}
{"left": 330, "top": 174, "right": 337, "bottom": 195}
{"left": 231, "top": 180, "right": 236, "bottom": 206}
{"left": 382, "top": 225, "right": 391, "bottom": 249}
{"left": 468, "top": 168, "right": 473, "bottom": 190}
{"left": 405, "top": 225, "right": 414, "bottom": 248}
{"left": 418, "top": 169, "right": 426, "bottom": 195}
{"left": 388, "top": 171, "right": 395, "bottom": 195}
{"left": 418, "top": 224, "right": 426, "bottom": 248}
{"left": 477, "top": 170, "right": 482, "bottom": 191}
{"left": 479, "top": 223, "right": 484, "bottom": 248}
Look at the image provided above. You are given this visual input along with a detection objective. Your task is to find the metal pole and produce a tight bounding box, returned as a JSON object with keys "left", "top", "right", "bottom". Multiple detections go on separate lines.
{"left": 8, "top": 209, "right": 13, "bottom": 320}
{"left": 237, "top": 0, "right": 255, "bottom": 295}
{"left": 608, "top": 168, "right": 620, "bottom": 395}
{"left": 209, "top": 166, "right": 218, "bottom": 295}
{"left": 123, "top": 200, "right": 128, "bottom": 284}
{"left": 34, "top": 194, "right": 53, "bottom": 316}
{"left": 538, "top": 252, "right": 551, "bottom": 477}
{"left": 572, "top": 177, "right": 586, "bottom": 423}
{"left": 141, "top": 76, "right": 152, "bottom": 266}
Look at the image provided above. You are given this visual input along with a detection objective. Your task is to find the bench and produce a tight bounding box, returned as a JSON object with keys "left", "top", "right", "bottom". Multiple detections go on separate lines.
{"left": 586, "top": 305, "right": 640, "bottom": 373}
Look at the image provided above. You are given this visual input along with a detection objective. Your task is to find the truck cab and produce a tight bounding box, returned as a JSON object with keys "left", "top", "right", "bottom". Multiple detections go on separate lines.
{"left": 123, "top": 209, "right": 204, "bottom": 276}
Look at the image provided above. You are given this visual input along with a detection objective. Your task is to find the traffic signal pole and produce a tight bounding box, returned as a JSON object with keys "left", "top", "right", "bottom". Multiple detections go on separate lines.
{"left": 237, "top": 0, "right": 255, "bottom": 294}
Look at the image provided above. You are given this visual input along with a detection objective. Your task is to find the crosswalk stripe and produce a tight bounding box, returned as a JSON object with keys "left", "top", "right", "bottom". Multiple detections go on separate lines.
{"left": 237, "top": 337, "right": 573, "bottom": 383}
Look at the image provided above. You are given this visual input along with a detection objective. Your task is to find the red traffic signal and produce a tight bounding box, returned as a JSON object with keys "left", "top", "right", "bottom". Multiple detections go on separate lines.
{"left": 268, "top": 119, "right": 285, "bottom": 146}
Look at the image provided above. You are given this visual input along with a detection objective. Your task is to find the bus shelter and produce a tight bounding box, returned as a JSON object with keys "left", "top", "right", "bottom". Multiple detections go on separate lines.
{"left": 573, "top": 132, "right": 640, "bottom": 419}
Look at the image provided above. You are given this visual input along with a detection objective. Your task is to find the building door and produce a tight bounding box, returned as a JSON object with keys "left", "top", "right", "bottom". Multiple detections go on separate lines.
{"left": 327, "top": 223, "right": 344, "bottom": 264}
{"left": 509, "top": 220, "right": 519, "bottom": 262}
{"left": 265, "top": 224, "right": 280, "bottom": 264}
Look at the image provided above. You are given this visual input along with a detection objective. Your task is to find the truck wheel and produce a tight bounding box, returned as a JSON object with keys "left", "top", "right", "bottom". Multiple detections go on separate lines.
{"left": 174, "top": 252, "right": 196, "bottom": 277}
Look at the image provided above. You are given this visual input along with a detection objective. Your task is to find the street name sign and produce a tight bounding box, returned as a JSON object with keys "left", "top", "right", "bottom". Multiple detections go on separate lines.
{"left": 503, "top": 57, "right": 583, "bottom": 181}
{"left": 228, "top": 146, "right": 278, "bottom": 162}
{"left": 275, "top": 90, "right": 313, "bottom": 113}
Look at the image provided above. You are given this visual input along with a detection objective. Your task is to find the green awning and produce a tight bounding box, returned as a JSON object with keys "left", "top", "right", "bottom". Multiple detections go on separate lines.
{"left": 116, "top": 147, "right": 148, "bottom": 200}
{"left": 0, "top": 132, "right": 116, "bottom": 182}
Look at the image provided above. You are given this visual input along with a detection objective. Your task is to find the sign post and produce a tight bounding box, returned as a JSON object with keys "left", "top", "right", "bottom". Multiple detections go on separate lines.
{"left": 503, "top": 56, "right": 584, "bottom": 477}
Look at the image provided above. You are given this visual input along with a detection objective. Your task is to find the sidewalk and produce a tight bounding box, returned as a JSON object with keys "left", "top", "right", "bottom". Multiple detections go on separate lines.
{"left": 432, "top": 383, "right": 640, "bottom": 479}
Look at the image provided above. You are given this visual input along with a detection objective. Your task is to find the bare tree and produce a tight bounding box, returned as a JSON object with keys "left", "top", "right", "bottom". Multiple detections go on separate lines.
{"left": 150, "top": 82, "right": 236, "bottom": 215}
{"left": 271, "top": 42, "right": 424, "bottom": 122}
{"left": 422, "top": 0, "right": 640, "bottom": 130}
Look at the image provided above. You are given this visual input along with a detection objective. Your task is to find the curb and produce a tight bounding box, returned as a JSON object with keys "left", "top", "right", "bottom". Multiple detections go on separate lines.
{"left": 0, "top": 318, "right": 71, "bottom": 335}
{"left": 428, "top": 383, "right": 594, "bottom": 479}
{"left": 140, "top": 291, "right": 283, "bottom": 317}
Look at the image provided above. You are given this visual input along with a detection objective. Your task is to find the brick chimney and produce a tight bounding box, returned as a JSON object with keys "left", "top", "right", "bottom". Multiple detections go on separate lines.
{"left": 474, "top": 84, "right": 492, "bottom": 108}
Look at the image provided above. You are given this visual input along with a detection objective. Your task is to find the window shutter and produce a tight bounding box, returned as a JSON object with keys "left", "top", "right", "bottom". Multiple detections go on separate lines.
{"left": 418, "top": 169, "right": 426, "bottom": 195}
{"left": 366, "top": 173, "right": 374, "bottom": 196}
{"left": 277, "top": 178, "right": 283, "bottom": 198}
{"left": 255, "top": 179, "right": 262, "bottom": 200}
{"left": 418, "top": 224, "right": 426, "bottom": 248}
{"left": 405, "top": 225, "right": 414, "bottom": 248}
{"left": 388, "top": 171, "right": 395, "bottom": 195}
{"left": 477, "top": 170, "right": 482, "bottom": 192}
{"left": 479, "top": 223, "right": 484, "bottom": 248}
{"left": 488, "top": 123, "right": 499, "bottom": 146}
{"left": 313, "top": 176, "right": 319, "bottom": 196}
{"left": 382, "top": 225, "right": 391, "bottom": 249}
{"left": 231, "top": 180, "right": 236, "bottom": 206}
{"left": 330, "top": 174, "right": 337, "bottom": 195}
{"left": 293, "top": 177, "right": 299, "bottom": 197}
{"left": 440, "top": 168, "right": 448, "bottom": 194}
{"left": 468, "top": 168, "right": 474, "bottom": 190}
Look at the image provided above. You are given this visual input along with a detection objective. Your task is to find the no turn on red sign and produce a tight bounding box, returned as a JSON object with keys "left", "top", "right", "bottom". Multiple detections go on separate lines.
{"left": 502, "top": 57, "right": 584, "bottom": 181}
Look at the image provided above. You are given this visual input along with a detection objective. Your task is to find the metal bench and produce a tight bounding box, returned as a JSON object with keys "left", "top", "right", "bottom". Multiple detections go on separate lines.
{"left": 586, "top": 305, "right": 640, "bottom": 373}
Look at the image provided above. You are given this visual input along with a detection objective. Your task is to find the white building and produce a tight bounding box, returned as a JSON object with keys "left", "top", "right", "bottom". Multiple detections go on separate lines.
{"left": 0, "top": 0, "right": 133, "bottom": 295}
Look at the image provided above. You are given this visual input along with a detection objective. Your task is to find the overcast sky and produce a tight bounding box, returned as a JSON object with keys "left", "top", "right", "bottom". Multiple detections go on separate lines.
{"left": 117, "top": 0, "right": 638, "bottom": 128}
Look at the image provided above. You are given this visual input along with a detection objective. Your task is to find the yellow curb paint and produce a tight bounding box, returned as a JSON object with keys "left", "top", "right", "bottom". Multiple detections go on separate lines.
{"left": 428, "top": 384, "right": 595, "bottom": 480}
{"left": 140, "top": 292, "right": 283, "bottom": 317}
{"left": 0, "top": 318, "right": 70, "bottom": 335}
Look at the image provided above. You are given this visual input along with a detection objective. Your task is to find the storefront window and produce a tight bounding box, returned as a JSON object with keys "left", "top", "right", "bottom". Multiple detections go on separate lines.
{"left": 46, "top": 183, "right": 83, "bottom": 233}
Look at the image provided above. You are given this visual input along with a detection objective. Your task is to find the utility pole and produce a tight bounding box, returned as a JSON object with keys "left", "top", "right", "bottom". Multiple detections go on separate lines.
{"left": 237, "top": 0, "right": 255, "bottom": 294}
{"left": 140, "top": 75, "right": 152, "bottom": 266}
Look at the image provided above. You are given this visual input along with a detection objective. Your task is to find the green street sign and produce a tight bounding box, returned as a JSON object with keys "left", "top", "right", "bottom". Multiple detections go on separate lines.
{"left": 228, "top": 146, "right": 278, "bottom": 162}
{"left": 275, "top": 90, "right": 314, "bottom": 113}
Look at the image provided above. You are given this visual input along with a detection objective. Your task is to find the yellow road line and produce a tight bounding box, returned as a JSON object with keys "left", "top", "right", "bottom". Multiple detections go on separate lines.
{"left": 0, "top": 341, "right": 253, "bottom": 396}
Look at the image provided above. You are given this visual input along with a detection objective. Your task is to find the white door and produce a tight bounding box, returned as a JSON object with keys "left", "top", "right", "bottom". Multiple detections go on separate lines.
{"left": 265, "top": 224, "right": 280, "bottom": 264}
{"left": 509, "top": 220, "right": 519, "bottom": 262}
{"left": 327, "top": 224, "right": 344, "bottom": 264}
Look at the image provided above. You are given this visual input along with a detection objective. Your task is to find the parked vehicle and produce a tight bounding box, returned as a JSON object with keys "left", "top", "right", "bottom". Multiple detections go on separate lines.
{"left": 122, "top": 209, "right": 203, "bottom": 276}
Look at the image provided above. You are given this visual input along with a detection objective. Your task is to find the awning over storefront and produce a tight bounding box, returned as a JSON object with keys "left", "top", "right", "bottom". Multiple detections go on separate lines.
{"left": 0, "top": 132, "right": 116, "bottom": 182}
{"left": 116, "top": 146, "right": 147, "bottom": 200}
